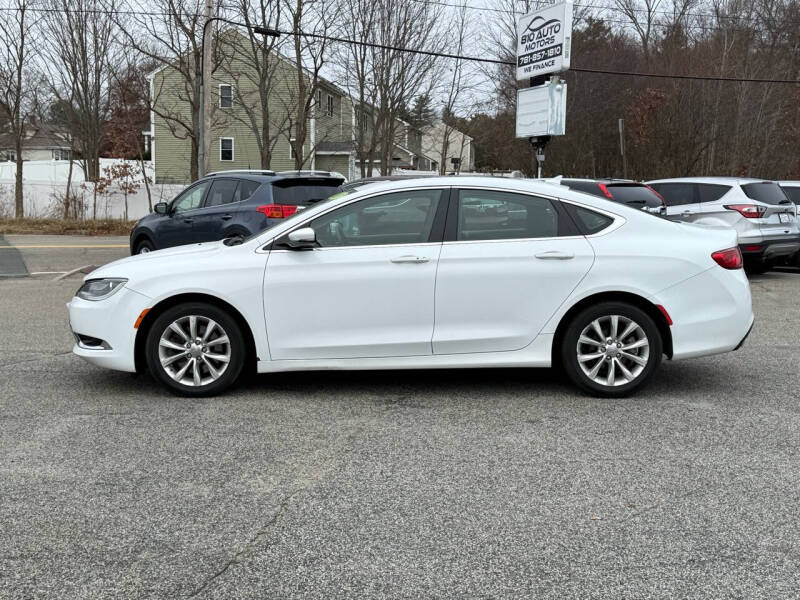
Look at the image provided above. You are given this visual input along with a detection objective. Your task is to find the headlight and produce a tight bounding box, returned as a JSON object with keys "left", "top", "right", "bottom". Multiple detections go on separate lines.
{"left": 76, "top": 278, "right": 128, "bottom": 301}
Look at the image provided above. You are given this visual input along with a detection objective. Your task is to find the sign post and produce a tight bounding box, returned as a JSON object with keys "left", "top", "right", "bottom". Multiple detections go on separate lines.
{"left": 515, "top": 1, "right": 573, "bottom": 177}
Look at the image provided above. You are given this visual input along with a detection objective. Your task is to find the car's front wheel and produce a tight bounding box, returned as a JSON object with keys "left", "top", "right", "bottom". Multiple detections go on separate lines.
{"left": 135, "top": 239, "right": 154, "bottom": 254}
{"left": 145, "top": 303, "right": 246, "bottom": 396}
{"left": 561, "top": 302, "right": 662, "bottom": 397}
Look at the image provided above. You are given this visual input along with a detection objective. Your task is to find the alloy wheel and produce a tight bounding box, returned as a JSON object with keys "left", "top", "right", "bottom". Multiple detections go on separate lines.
{"left": 576, "top": 314, "right": 650, "bottom": 387}
{"left": 158, "top": 315, "right": 231, "bottom": 387}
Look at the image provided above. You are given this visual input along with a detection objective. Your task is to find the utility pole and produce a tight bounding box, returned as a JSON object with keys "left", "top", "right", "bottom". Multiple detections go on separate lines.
{"left": 618, "top": 118, "right": 627, "bottom": 179}
{"left": 198, "top": 0, "right": 214, "bottom": 179}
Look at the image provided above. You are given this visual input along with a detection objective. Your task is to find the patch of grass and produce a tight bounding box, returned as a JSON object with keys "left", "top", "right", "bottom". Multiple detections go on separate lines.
{"left": 0, "top": 218, "right": 136, "bottom": 236}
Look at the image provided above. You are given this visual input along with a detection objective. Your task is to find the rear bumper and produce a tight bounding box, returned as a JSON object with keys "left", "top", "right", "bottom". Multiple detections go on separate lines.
{"left": 739, "top": 236, "right": 800, "bottom": 261}
{"left": 650, "top": 266, "right": 753, "bottom": 360}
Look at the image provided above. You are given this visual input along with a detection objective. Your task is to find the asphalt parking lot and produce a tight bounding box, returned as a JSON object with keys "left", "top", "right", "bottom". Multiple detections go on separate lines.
{"left": 2, "top": 236, "right": 800, "bottom": 599}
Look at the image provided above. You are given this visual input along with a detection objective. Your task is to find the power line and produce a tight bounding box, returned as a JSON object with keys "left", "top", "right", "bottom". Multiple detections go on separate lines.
{"left": 1, "top": 5, "right": 797, "bottom": 84}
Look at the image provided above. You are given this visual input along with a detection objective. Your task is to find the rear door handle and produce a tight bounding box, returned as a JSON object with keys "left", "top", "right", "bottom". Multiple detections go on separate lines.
{"left": 221, "top": 214, "right": 233, "bottom": 220}
{"left": 391, "top": 255, "right": 430, "bottom": 264}
{"left": 681, "top": 210, "right": 694, "bottom": 216}
{"left": 535, "top": 250, "right": 574, "bottom": 260}
{"left": 183, "top": 218, "right": 194, "bottom": 224}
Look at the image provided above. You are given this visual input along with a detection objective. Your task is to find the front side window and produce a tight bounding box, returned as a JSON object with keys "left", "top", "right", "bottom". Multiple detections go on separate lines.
{"left": 205, "top": 179, "right": 239, "bottom": 207}
{"left": 219, "top": 84, "right": 233, "bottom": 108}
{"left": 457, "top": 190, "right": 559, "bottom": 241}
{"left": 220, "top": 138, "right": 234, "bottom": 161}
{"left": 172, "top": 181, "right": 209, "bottom": 213}
{"left": 780, "top": 185, "right": 800, "bottom": 205}
{"left": 308, "top": 189, "right": 443, "bottom": 247}
{"left": 650, "top": 182, "right": 696, "bottom": 206}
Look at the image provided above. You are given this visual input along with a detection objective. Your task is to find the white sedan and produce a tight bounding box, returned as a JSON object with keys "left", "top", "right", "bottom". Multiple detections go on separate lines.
{"left": 67, "top": 177, "right": 754, "bottom": 397}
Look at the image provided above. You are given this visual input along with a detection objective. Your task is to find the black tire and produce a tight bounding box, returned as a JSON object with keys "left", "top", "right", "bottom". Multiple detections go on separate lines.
{"left": 145, "top": 302, "right": 246, "bottom": 397}
{"left": 135, "top": 238, "right": 154, "bottom": 254}
{"left": 560, "top": 301, "right": 663, "bottom": 398}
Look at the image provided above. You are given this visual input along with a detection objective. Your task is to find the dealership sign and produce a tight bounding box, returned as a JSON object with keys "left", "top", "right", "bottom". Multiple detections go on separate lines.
{"left": 516, "top": 1, "right": 573, "bottom": 80}
{"left": 516, "top": 81, "right": 567, "bottom": 138}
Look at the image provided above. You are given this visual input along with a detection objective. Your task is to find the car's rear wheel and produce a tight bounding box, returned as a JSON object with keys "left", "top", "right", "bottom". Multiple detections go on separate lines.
{"left": 561, "top": 302, "right": 662, "bottom": 397}
{"left": 135, "top": 239, "right": 154, "bottom": 254}
{"left": 145, "top": 303, "right": 246, "bottom": 396}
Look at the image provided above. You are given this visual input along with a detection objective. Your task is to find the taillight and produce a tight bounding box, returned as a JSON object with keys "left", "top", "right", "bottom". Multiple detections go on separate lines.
{"left": 711, "top": 247, "right": 743, "bottom": 270}
{"left": 724, "top": 204, "right": 766, "bottom": 218}
{"left": 256, "top": 204, "right": 298, "bottom": 218}
{"left": 596, "top": 183, "right": 614, "bottom": 199}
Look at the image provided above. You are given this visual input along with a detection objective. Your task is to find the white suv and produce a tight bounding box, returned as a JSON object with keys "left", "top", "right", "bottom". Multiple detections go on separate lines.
{"left": 646, "top": 177, "right": 800, "bottom": 273}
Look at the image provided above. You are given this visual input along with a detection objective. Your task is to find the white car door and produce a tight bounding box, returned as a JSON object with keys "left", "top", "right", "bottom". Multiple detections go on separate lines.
{"left": 264, "top": 188, "right": 447, "bottom": 360}
{"left": 432, "top": 188, "right": 595, "bottom": 355}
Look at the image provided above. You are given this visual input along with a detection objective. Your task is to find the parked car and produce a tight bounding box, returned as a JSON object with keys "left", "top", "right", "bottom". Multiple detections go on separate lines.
{"left": 778, "top": 181, "right": 800, "bottom": 266}
{"left": 647, "top": 177, "right": 800, "bottom": 273}
{"left": 549, "top": 178, "right": 666, "bottom": 215}
{"left": 129, "top": 170, "right": 345, "bottom": 254}
{"left": 69, "top": 177, "right": 753, "bottom": 398}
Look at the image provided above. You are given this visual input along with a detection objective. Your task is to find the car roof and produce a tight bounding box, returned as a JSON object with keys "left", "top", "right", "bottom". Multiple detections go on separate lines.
{"left": 778, "top": 180, "right": 800, "bottom": 186}
{"left": 201, "top": 169, "right": 346, "bottom": 184}
{"left": 559, "top": 177, "right": 641, "bottom": 184}
{"left": 646, "top": 176, "right": 775, "bottom": 185}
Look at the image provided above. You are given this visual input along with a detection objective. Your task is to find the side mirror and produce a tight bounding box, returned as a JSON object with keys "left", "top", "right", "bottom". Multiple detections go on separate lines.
{"left": 286, "top": 227, "right": 316, "bottom": 249}
{"left": 154, "top": 202, "right": 169, "bottom": 215}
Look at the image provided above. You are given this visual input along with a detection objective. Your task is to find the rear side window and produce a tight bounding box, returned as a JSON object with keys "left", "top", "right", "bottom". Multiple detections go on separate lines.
{"left": 741, "top": 182, "right": 790, "bottom": 205}
{"left": 236, "top": 180, "right": 262, "bottom": 202}
{"left": 649, "top": 182, "right": 696, "bottom": 206}
{"left": 567, "top": 205, "right": 614, "bottom": 235}
{"left": 457, "top": 190, "right": 560, "bottom": 241}
{"left": 205, "top": 179, "right": 239, "bottom": 207}
{"left": 697, "top": 184, "right": 731, "bottom": 203}
{"left": 272, "top": 179, "right": 344, "bottom": 206}
{"left": 605, "top": 184, "right": 662, "bottom": 208}
{"left": 780, "top": 186, "right": 800, "bottom": 204}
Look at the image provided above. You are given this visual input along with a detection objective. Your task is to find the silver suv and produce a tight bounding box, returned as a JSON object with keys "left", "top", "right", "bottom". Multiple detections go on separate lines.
{"left": 646, "top": 177, "right": 800, "bottom": 273}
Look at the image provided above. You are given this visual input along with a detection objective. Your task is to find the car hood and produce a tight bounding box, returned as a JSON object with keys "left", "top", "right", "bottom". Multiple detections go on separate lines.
{"left": 85, "top": 241, "right": 226, "bottom": 282}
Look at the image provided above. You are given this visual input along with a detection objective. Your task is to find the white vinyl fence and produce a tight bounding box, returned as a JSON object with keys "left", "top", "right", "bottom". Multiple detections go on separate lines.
{"left": 0, "top": 159, "right": 184, "bottom": 220}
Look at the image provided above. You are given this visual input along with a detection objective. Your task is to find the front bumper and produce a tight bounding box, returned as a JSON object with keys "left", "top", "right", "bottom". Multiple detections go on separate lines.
{"left": 67, "top": 286, "right": 152, "bottom": 372}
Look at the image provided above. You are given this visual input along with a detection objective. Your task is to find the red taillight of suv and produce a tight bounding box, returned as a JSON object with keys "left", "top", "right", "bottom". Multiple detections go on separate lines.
{"left": 256, "top": 204, "right": 298, "bottom": 218}
{"left": 711, "top": 247, "right": 743, "bottom": 269}
{"left": 724, "top": 204, "right": 766, "bottom": 218}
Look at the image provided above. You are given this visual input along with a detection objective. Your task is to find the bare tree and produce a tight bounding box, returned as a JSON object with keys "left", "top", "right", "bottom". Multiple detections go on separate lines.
{"left": 219, "top": 0, "right": 290, "bottom": 170}
{"left": 119, "top": 0, "right": 210, "bottom": 182}
{"left": 284, "top": 0, "right": 329, "bottom": 169}
{"left": 43, "top": 0, "right": 118, "bottom": 218}
{"left": 0, "top": 0, "right": 40, "bottom": 218}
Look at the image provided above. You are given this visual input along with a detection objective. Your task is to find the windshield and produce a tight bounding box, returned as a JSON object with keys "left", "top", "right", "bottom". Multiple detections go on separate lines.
{"left": 741, "top": 182, "right": 791, "bottom": 205}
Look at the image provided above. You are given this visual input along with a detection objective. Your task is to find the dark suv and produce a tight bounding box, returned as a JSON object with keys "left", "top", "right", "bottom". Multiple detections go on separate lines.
{"left": 553, "top": 178, "right": 666, "bottom": 214}
{"left": 129, "top": 170, "right": 345, "bottom": 254}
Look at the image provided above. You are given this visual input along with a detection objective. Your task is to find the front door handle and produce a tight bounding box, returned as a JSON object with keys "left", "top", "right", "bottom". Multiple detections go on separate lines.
{"left": 535, "top": 250, "right": 574, "bottom": 260}
{"left": 221, "top": 214, "right": 233, "bottom": 220}
{"left": 391, "top": 255, "right": 430, "bottom": 264}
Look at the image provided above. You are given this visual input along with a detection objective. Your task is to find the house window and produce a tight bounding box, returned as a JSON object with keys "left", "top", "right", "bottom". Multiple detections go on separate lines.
{"left": 5, "top": 150, "right": 16, "bottom": 162}
{"left": 326, "top": 94, "right": 334, "bottom": 117}
{"left": 219, "top": 84, "right": 233, "bottom": 108}
{"left": 289, "top": 138, "right": 297, "bottom": 160}
{"left": 316, "top": 90, "right": 321, "bottom": 109}
{"left": 220, "top": 137, "right": 234, "bottom": 161}
{"left": 53, "top": 148, "right": 70, "bottom": 161}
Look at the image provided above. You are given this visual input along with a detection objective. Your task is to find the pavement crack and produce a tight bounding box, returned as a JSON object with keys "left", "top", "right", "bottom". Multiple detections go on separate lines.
{"left": 186, "top": 489, "right": 302, "bottom": 598}
{"left": 0, "top": 351, "right": 72, "bottom": 370}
